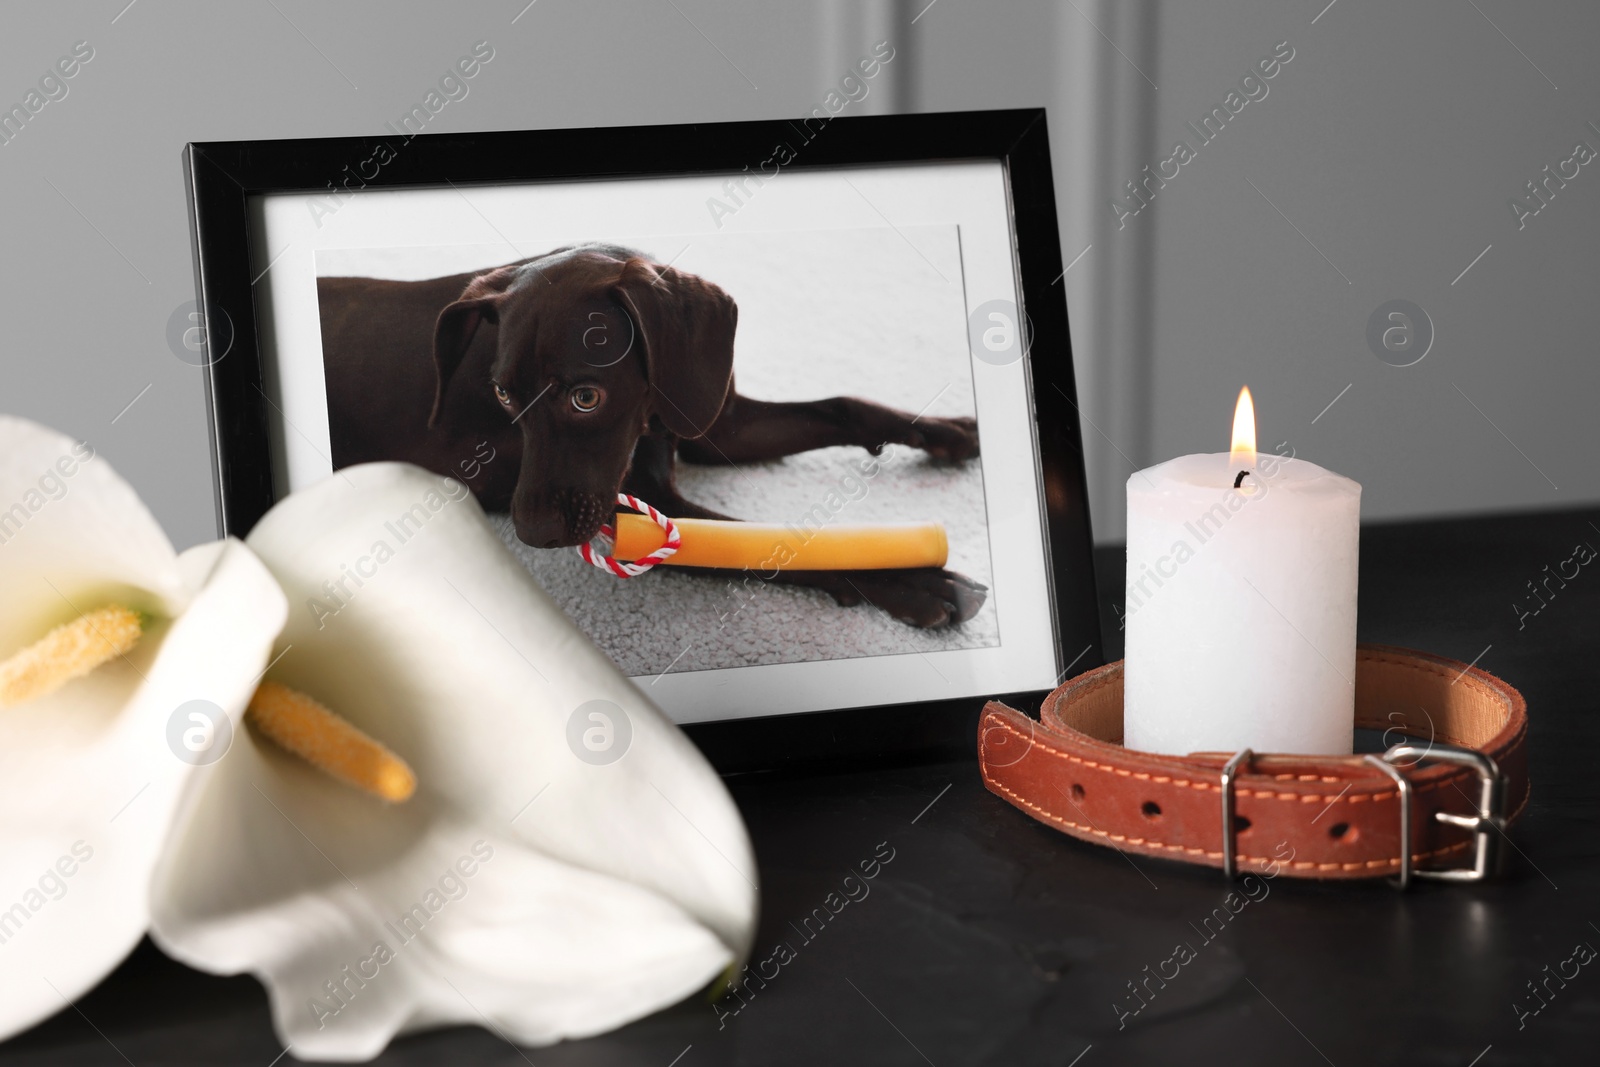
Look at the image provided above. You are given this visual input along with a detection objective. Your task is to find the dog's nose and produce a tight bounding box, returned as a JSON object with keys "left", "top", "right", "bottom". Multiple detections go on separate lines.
{"left": 514, "top": 490, "right": 610, "bottom": 550}
{"left": 514, "top": 514, "right": 571, "bottom": 550}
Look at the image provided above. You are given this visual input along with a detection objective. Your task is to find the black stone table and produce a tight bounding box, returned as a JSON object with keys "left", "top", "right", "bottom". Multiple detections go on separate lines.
{"left": 4, "top": 509, "right": 1597, "bottom": 1065}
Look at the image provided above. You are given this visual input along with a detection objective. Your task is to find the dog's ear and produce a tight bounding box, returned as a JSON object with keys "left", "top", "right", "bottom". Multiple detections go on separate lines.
{"left": 430, "top": 266, "right": 517, "bottom": 428}
{"left": 611, "top": 257, "right": 737, "bottom": 439}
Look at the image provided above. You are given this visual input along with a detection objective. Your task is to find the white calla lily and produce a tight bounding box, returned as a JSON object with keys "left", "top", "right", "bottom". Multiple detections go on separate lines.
{"left": 0, "top": 416, "right": 287, "bottom": 1041}
{"left": 150, "top": 463, "right": 759, "bottom": 1061}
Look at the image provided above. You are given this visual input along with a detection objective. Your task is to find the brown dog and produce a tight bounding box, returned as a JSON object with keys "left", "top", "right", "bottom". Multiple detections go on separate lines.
{"left": 318, "top": 243, "right": 986, "bottom": 628}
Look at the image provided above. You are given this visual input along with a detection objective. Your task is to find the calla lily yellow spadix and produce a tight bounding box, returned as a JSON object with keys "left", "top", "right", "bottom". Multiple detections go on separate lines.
{"left": 0, "top": 606, "right": 143, "bottom": 709}
{"left": 150, "top": 462, "right": 758, "bottom": 1061}
{"left": 0, "top": 605, "right": 417, "bottom": 806}
{"left": 0, "top": 416, "right": 287, "bottom": 1046}
{"left": 248, "top": 681, "right": 417, "bottom": 803}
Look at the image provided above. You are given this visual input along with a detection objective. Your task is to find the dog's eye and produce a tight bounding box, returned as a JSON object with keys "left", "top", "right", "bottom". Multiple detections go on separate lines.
{"left": 570, "top": 386, "right": 602, "bottom": 413}
{"left": 493, "top": 383, "right": 511, "bottom": 405}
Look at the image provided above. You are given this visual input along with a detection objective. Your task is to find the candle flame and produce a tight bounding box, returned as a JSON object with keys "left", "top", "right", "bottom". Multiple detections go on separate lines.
{"left": 1229, "top": 386, "right": 1257, "bottom": 469}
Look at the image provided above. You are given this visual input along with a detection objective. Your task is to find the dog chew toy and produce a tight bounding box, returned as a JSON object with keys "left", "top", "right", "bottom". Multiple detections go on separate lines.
{"left": 614, "top": 513, "right": 949, "bottom": 570}
{"left": 578, "top": 494, "right": 948, "bottom": 577}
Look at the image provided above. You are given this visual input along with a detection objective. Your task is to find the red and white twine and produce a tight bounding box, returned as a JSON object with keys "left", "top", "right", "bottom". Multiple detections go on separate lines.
{"left": 577, "top": 493, "right": 680, "bottom": 577}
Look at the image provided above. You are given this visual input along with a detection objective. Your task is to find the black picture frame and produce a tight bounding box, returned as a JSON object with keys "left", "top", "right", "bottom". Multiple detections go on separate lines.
{"left": 183, "top": 107, "right": 1102, "bottom": 774}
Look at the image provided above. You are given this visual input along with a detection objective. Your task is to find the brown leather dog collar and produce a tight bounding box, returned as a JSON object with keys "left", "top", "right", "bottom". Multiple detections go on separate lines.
{"left": 979, "top": 645, "right": 1529, "bottom": 886}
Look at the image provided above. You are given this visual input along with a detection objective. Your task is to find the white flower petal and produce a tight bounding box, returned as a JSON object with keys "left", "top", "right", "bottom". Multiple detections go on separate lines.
{"left": 157, "top": 736, "right": 731, "bottom": 1060}
{"left": 0, "top": 417, "right": 185, "bottom": 653}
{"left": 0, "top": 536, "right": 286, "bottom": 1042}
{"left": 153, "top": 463, "right": 757, "bottom": 1058}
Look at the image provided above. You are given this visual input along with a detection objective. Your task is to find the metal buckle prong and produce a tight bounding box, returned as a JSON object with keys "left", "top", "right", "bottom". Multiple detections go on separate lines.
{"left": 1220, "top": 748, "right": 1253, "bottom": 880}
{"left": 1372, "top": 744, "right": 1506, "bottom": 890}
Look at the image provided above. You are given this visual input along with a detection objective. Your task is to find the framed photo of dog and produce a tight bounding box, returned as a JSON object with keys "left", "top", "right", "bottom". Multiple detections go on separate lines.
{"left": 185, "top": 109, "right": 1102, "bottom": 771}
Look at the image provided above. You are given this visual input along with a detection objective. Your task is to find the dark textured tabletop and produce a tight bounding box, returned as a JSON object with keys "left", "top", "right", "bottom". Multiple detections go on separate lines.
{"left": 4, "top": 508, "right": 1597, "bottom": 1066}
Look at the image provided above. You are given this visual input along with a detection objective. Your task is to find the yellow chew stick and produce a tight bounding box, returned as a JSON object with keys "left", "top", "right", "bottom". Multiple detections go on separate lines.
{"left": 611, "top": 513, "right": 948, "bottom": 570}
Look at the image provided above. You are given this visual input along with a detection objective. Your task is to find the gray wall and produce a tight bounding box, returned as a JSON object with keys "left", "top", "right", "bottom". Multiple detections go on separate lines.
{"left": 1110, "top": 0, "right": 1599, "bottom": 543}
{"left": 1, "top": 1, "right": 1592, "bottom": 549}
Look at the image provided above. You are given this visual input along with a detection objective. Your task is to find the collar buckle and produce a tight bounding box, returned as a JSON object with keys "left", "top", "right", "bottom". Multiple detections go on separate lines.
{"left": 1365, "top": 745, "right": 1506, "bottom": 890}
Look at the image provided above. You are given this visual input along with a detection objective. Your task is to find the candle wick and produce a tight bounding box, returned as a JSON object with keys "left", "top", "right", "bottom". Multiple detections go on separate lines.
{"left": 1233, "top": 470, "right": 1249, "bottom": 489}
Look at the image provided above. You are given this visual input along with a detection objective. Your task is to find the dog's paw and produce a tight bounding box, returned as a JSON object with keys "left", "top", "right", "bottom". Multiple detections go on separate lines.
{"left": 910, "top": 416, "right": 980, "bottom": 462}
{"left": 828, "top": 568, "right": 988, "bottom": 629}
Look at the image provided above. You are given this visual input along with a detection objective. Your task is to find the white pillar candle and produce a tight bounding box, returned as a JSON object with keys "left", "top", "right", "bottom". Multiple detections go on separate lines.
{"left": 1122, "top": 389, "right": 1361, "bottom": 755}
